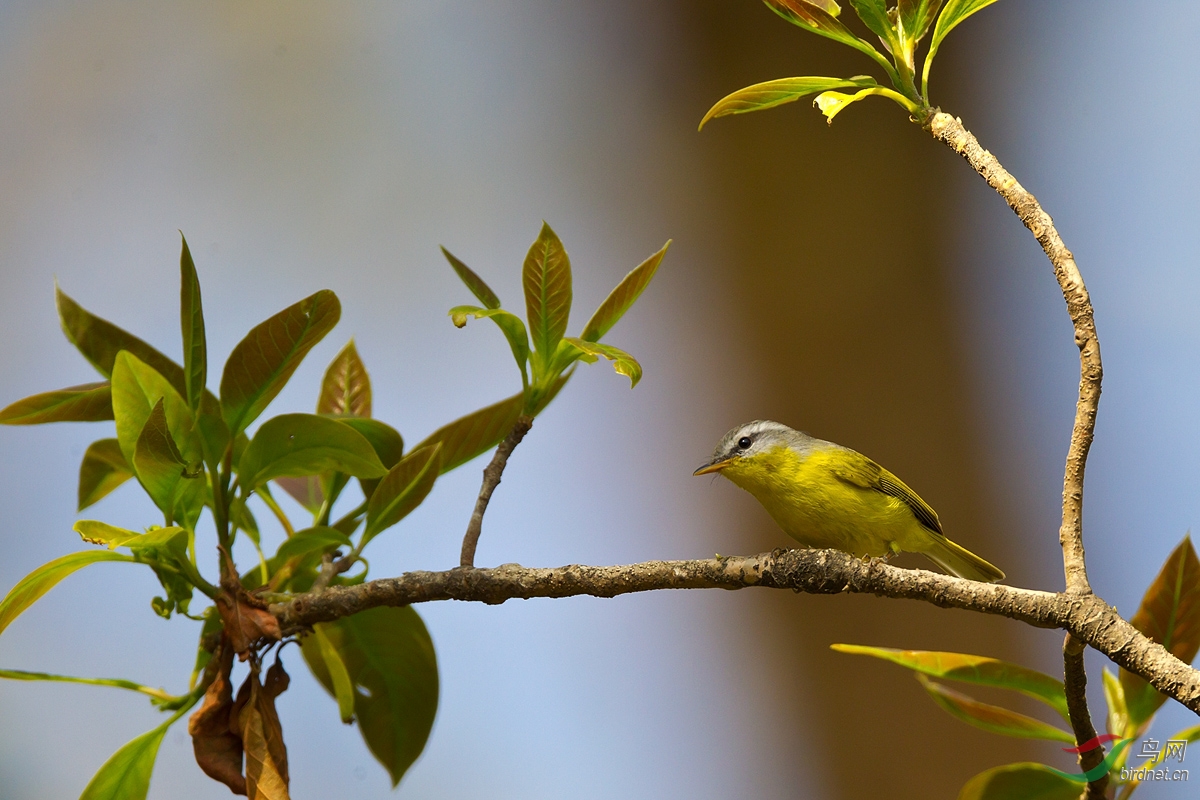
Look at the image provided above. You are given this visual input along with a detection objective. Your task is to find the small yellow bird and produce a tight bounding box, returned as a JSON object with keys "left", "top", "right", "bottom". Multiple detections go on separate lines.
{"left": 695, "top": 420, "right": 1004, "bottom": 582}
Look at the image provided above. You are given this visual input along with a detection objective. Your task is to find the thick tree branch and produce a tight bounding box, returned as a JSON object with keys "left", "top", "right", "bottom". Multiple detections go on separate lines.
{"left": 271, "top": 547, "right": 1200, "bottom": 715}
{"left": 460, "top": 415, "right": 533, "bottom": 567}
{"left": 1063, "top": 634, "right": 1108, "bottom": 799}
{"left": 926, "top": 112, "right": 1100, "bottom": 597}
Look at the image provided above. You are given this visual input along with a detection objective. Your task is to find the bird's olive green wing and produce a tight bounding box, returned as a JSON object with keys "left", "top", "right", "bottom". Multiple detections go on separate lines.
{"left": 829, "top": 448, "right": 944, "bottom": 535}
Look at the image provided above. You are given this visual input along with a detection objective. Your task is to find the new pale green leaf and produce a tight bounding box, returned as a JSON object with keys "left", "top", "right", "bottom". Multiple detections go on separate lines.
{"left": 134, "top": 399, "right": 200, "bottom": 522}
{"left": 336, "top": 418, "right": 404, "bottom": 470}
{"left": 923, "top": 0, "right": 1000, "bottom": 94}
{"left": 75, "top": 520, "right": 186, "bottom": 551}
{"left": 700, "top": 76, "right": 878, "bottom": 129}
{"left": 78, "top": 438, "right": 134, "bottom": 511}
{"left": 579, "top": 241, "right": 669, "bottom": 342}
{"left": 300, "top": 606, "right": 438, "bottom": 787}
{"left": 522, "top": 222, "right": 572, "bottom": 370}
{"left": 958, "top": 762, "right": 1088, "bottom": 800}
{"left": 449, "top": 305, "right": 530, "bottom": 384}
{"left": 441, "top": 246, "right": 501, "bottom": 310}
{"left": 0, "top": 382, "right": 113, "bottom": 425}
{"left": 111, "top": 351, "right": 198, "bottom": 472}
{"left": 220, "top": 289, "right": 340, "bottom": 436}
{"left": 831, "top": 644, "right": 1069, "bottom": 721}
{"left": 916, "top": 675, "right": 1075, "bottom": 743}
{"left": 238, "top": 413, "right": 386, "bottom": 491}
{"left": 179, "top": 233, "right": 207, "bottom": 412}
{"left": 79, "top": 707, "right": 191, "bottom": 800}
{"left": 313, "top": 624, "right": 356, "bottom": 723}
{"left": 561, "top": 338, "right": 643, "bottom": 387}
{"left": 364, "top": 445, "right": 441, "bottom": 543}
{"left": 0, "top": 550, "right": 135, "bottom": 637}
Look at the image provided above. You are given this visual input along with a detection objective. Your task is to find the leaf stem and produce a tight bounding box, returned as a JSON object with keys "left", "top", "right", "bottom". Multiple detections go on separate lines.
{"left": 459, "top": 415, "right": 533, "bottom": 567}
{"left": 255, "top": 485, "right": 294, "bottom": 538}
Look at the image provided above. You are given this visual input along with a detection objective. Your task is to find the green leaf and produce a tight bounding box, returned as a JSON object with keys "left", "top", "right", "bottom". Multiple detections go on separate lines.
{"left": 958, "top": 762, "right": 1089, "bottom": 800}
{"left": 179, "top": 233, "right": 207, "bottom": 412}
{"left": 313, "top": 623, "right": 356, "bottom": 723}
{"left": 561, "top": 338, "right": 643, "bottom": 387}
{"left": 273, "top": 526, "right": 353, "bottom": 563}
{"left": 898, "top": 0, "right": 945, "bottom": 45}
{"left": 78, "top": 438, "right": 134, "bottom": 511}
{"left": 335, "top": 418, "right": 404, "bottom": 469}
{"left": 848, "top": 0, "right": 897, "bottom": 53}
{"left": 0, "top": 382, "right": 113, "bottom": 425}
{"left": 1102, "top": 668, "right": 1129, "bottom": 741}
{"left": 0, "top": 550, "right": 135, "bottom": 637}
{"left": 441, "top": 246, "right": 501, "bottom": 310}
{"left": 74, "top": 520, "right": 186, "bottom": 552}
{"left": 764, "top": 1, "right": 897, "bottom": 78}
{"left": 79, "top": 705, "right": 191, "bottom": 800}
{"left": 580, "top": 241, "right": 670, "bottom": 343}
{"left": 0, "top": 668, "right": 176, "bottom": 701}
{"left": 923, "top": 0, "right": 1000, "bottom": 94}
{"left": 237, "top": 413, "right": 387, "bottom": 492}
{"left": 699, "top": 75, "right": 878, "bottom": 129}
{"left": 522, "top": 222, "right": 572, "bottom": 373}
{"left": 56, "top": 285, "right": 226, "bottom": 462}
{"left": 135, "top": 399, "right": 202, "bottom": 523}
{"left": 1121, "top": 535, "right": 1200, "bottom": 726}
{"left": 412, "top": 392, "right": 524, "bottom": 474}
{"left": 916, "top": 675, "right": 1075, "bottom": 743}
{"left": 449, "top": 305, "right": 530, "bottom": 384}
{"left": 318, "top": 340, "right": 371, "bottom": 417}
{"left": 364, "top": 445, "right": 442, "bottom": 543}
{"left": 219, "top": 289, "right": 341, "bottom": 436}
{"left": 111, "top": 351, "right": 200, "bottom": 474}
{"left": 56, "top": 286, "right": 187, "bottom": 394}
{"left": 831, "top": 644, "right": 1069, "bottom": 721}
{"left": 300, "top": 606, "right": 438, "bottom": 787}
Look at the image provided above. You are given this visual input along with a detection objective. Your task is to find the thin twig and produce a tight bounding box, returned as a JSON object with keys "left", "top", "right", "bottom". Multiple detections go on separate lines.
{"left": 460, "top": 415, "right": 533, "bottom": 567}
{"left": 1063, "top": 634, "right": 1108, "bottom": 799}
{"left": 926, "top": 112, "right": 1100, "bottom": 597}
{"left": 270, "top": 547, "right": 1200, "bottom": 715}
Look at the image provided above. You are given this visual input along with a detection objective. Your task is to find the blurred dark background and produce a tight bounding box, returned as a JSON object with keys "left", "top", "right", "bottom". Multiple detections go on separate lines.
{"left": 0, "top": 2, "right": 1194, "bottom": 798}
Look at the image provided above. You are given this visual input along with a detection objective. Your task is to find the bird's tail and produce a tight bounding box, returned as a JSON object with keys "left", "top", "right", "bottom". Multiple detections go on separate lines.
{"left": 921, "top": 536, "right": 1005, "bottom": 583}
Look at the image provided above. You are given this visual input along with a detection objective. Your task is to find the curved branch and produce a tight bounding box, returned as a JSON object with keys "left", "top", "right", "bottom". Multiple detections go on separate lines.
{"left": 926, "top": 111, "right": 1100, "bottom": 597}
{"left": 270, "top": 548, "right": 1200, "bottom": 715}
{"left": 1064, "top": 634, "right": 1108, "bottom": 799}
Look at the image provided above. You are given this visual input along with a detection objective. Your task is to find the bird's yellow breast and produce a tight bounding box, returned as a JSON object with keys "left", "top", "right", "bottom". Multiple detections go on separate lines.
{"left": 720, "top": 445, "right": 924, "bottom": 558}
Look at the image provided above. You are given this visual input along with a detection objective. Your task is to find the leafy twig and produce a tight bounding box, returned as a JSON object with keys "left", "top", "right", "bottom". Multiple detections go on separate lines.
{"left": 459, "top": 415, "right": 533, "bottom": 567}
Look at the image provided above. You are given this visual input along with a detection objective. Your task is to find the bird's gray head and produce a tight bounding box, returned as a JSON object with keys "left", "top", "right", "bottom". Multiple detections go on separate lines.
{"left": 693, "top": 420, "right": 806, "bottom": 475}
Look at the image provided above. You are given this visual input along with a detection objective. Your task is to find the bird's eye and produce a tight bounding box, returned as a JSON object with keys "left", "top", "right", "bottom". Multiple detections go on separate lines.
{"left": 737, "top": 436, "right": 752, "bottom": 450}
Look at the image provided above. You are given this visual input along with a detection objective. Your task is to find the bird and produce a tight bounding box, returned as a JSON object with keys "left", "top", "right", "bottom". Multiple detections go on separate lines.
{"left": 694, "top": 420, "right": 1004, "bottom": 582}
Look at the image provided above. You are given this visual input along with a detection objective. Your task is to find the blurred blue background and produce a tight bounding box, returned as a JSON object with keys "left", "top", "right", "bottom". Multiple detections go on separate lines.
{"left": 0, "top": 1, "right": 1194, "bottom": 798}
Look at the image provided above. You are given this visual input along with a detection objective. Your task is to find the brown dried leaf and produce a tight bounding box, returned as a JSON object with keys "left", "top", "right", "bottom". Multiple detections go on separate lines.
{"left": 188, "top": 639, "right": 247, "bottom": 795}
{"left": 216, "top": 591, "right": 282, "bottom": 657}
{"left": 233, "top": 662, "right": 291, "bottom": 800}
{"left": 317, "top": 340, "right": 371, "bottom": 417}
